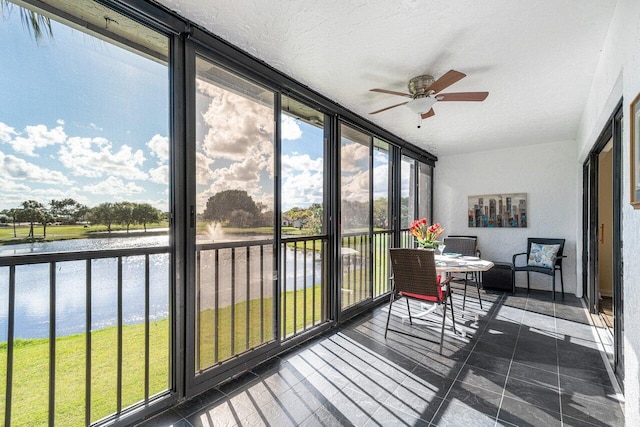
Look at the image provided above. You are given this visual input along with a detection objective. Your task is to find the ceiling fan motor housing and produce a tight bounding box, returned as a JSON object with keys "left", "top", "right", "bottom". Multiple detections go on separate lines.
{"left": 408, "top": 74, "right": 435, "bottom": 96}
{"left": 368, "top": 69, "right": 487, "bottom": 117}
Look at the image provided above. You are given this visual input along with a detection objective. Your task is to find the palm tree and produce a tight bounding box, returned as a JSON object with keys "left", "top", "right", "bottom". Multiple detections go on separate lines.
{"left": 21, "top": 200, "right": 44, "bottom": 239}
{"left": 1, "top": 1, "right": 53, "bottom": 42}
{"left": 8, "top": 208, "right": 19, "bottom": 238}
{"left": 1, "top": 208, "right": 18, "bottom": 237}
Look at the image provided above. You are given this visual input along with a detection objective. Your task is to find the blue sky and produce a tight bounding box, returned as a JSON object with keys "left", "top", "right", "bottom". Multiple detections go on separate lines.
{"left": 1, "top": 4, "right": 389, "bottom": 216}
{"left": 0, "top": 7, "right": 169, "bottom": 212}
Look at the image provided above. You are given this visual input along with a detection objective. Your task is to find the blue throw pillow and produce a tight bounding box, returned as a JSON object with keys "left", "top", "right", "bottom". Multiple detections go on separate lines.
{"left": 527, "top": 243, "right": 560, "bottom": 269}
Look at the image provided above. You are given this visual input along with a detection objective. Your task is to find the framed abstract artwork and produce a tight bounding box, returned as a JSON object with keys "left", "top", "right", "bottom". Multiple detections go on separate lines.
{"left": 468, "top": 193, "right": 527, "bottom": 228}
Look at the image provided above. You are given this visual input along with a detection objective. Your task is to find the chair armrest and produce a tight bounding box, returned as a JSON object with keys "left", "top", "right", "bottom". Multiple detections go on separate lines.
{"left": 439, "top": 276, "right": 453, "bottom": 285}
{"left": 512, "top": 252, "right": 527, "bottom": 266}
{"left": 554, "top": 255, "right": 567, "bottom": 268}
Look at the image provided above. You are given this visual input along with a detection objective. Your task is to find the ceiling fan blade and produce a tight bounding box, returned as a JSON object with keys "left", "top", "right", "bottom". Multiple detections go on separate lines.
{"left": 370, "top": 88, "right": 412, "bottom": 98}
{"left": 370, "top": 102, "right": 408, "bottom": 114}
{"left": 436, "top": 92, "right": 489, "bottom": 102}
{"left": 425, "top": 70, "right": 466, "bottom": 94}
{"left": 421, "top": 109, "right": 435, "bottom": 119}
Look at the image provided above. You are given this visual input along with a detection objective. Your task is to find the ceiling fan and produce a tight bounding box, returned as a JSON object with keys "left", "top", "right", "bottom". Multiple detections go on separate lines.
{"left": 369, "top": 70, "right": 488, "bottom": 124}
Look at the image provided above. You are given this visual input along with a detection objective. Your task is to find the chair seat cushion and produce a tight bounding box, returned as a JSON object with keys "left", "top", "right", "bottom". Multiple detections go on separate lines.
{"left": 400, "top": 275, "right": 444, "bottom": 301}
{"left": 400, "top": 291, "right": 441, "bottom": 302}
{"left": 527, "top": 243, "right": 560, "bottom": 269}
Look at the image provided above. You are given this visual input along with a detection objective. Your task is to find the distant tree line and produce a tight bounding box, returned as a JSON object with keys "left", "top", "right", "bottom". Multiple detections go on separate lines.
{"left": 282, "top": 203, "right": 323, "bottom": 234}
{"left": 0, "top": 199, "right": 164, "bottom": 238}
{"left": 200, "top": 190, "right": 402, "bottom": 233}
{"left": 201, "top": 190, "right": 326, "bottom": 234}
{"left": 202, "top": 190, "right": 272, "bottom": 227}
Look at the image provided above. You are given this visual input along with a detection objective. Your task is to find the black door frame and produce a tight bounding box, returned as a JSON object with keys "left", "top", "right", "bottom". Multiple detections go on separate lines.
{"left": 582, "top": 100, "right": 624, "bottom": 388}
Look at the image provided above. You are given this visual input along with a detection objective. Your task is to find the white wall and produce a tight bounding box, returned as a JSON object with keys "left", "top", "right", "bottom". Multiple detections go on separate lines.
{"left": 433, "top": 140, "right": 577, "bottom": 292}
{"left": 576, "top": 0, "right": 640, "bottom": 423}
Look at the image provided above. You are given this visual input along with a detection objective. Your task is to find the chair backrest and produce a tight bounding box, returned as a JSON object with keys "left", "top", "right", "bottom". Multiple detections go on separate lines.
{"left": 443, "top": 237, "right": 477, "bottom": 257}
{"left": 389, "top": 248, "right": 441, "bottom": 298}
{"left": 526, "top": 238, "right": 565, "bottom": 266}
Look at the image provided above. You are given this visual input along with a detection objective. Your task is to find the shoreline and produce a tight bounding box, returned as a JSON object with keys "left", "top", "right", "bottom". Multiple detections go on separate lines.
{"left": 0, "top": 227, "right": 169, "bottom": 246}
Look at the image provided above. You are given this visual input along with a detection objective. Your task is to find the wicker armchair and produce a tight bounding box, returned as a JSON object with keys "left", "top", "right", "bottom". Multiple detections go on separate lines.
{"left": 386, "top": 248, "right": 456, "bottom": 354}
{"left": 443, "top": 236, "right": 483, "bottom": 310}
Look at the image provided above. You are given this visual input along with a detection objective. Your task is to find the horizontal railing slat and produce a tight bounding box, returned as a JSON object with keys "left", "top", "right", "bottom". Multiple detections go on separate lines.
{"left": 0, "top": 245, "right": 170, "bottom": 266}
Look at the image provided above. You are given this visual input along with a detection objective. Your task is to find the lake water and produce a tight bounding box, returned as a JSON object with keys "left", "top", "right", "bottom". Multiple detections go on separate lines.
{"left": 0, "top": 235, "right": 320, "bottom": 341}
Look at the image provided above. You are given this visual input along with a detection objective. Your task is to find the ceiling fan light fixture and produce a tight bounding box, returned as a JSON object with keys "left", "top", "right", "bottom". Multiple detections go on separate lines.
{"left": 406, "top": 96, "right": 437, "bottom": 114}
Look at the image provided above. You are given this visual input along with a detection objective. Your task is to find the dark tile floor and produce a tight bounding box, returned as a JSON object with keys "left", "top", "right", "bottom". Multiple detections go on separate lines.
{"left": 138, "top": 286, "right": 624, "bottom": 427}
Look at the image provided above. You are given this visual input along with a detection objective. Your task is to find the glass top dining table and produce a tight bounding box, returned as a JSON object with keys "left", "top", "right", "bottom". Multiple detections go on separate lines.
{"left": 435, "top": 254, "right": 494, "bottom": 273}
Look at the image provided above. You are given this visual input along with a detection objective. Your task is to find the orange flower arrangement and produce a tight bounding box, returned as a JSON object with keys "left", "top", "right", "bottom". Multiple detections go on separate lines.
{"left": 410, "top": 218, "right": 444, "bottom": 249}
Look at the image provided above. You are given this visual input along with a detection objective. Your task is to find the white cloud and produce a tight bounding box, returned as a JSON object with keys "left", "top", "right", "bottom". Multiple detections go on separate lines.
{"left": 195, "top": 157, "right": 266, "bottom": 212}
{"left": 89, "top": 123, "right": 103, "bottom": 131}
{"left": 374, "top": 149, "right": 390, "bottom": 164}
{"left": 0, "top": 193, "right": 31, "bottom": 211}
{"left": 28, "top": 188, "right": 89, "bottom": 205}
{"left": 149, "top": 165, "right": 169, "bottom": 184}
{"left": 341, "top": 169, "right": 370, "bottom": 203}
{"left": 280, "top": 153, "right": 324, "bottom": 210}
{"left": 0, "top": 177, "right": 31, "bottom": 193}
{"left": 8, "top": 124, "right": 67, "bottom": 156}
{"left": 282, "top": 115, "right": 303, "bottom": 140}
{"left": 198, "top": 80, "right": 274, "bottom": 163}
{"left": 341, "top": 142, "right": 369, "bottom": 172}
{"left": 56, "top": 119, "right": 65, "bottom": 126}
{"left": 82, "top": 176, "right": 144, "bottom": 195}
{"left": 196, "top": 152, "right": 215, "bottom": 183}
{"left": 0, "top": 122, "right": 18, "bottom": 143}
{"left": 0, "top": 179, "right": 93, "bottom": 212}
{"left": 373, "top": 163, "right": 390, "bottom": 199}
{"left": 147, "top": 134, "right": 169, "bottom": 164}
{"left": 0, "top": 150, "right": 72, "bottom": 185}
{"left": 282, "top": 153, "right": 323, "bottom": 173}
{"left": 131, "top": 197, "right": 168, "bottom": 212}
{"left": 210, "top": 157, "right": 262, "bottom": 186}
{"left": 194, "top": 80, "right": 277, "bottom": 207}
{"left": 281, "top": 170, "right": 324, "bottom": 210}
{"left": 59, "top": 136, "right": 148, "bottom": 180}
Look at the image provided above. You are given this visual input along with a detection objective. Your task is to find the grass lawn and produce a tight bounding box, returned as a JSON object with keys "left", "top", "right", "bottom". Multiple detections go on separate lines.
{"left": 0, "top": 223, "right": 169, "bottom": 245}
{"left": 0, "top": 228, "right": 393, "bottom": 425}
{"left": 0, "top": 320, "right": 169, "bottom": 426}
{"left": 286, "top": 238, "right": 326, "bottom": 252}
{"left": 0, "top": 284, "right": 324, "bottom": 425}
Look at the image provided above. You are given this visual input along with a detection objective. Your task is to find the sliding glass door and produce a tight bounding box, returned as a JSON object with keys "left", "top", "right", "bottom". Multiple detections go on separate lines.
{"left": 280, "top": 96, "right": 329, "bottom": 339}
{"left": 373, "top": 139, "right": 393, "bottom": 297}
{"left": 340, "top": 124, "right": 372, "bottom": 309}
{"left": 190, "top": 55, "right": 277, "bottom": 387}
{"left": 338, "top": 126, "right": 396, "bottom": 308}
{"left": 188, "top": 54, "right": 332, "bottom": 392}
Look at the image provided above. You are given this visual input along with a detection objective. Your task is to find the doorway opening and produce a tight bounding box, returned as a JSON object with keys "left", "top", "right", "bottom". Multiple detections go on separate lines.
{"left": 582, "top": 101, "right": 624, "bottom": 390}
{"left": 597, "top": 139, "right": 614, "bottom": 333}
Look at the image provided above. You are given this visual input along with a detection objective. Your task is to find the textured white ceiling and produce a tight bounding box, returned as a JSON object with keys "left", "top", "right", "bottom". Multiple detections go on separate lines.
{"left": 156, "top": 0, "right": 617, "bottom": 156}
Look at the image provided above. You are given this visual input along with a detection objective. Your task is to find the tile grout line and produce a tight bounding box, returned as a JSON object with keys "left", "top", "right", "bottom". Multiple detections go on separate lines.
{"left": 427, "top": 291, "right": 507, "bottom": 426}
{"left": 580, "top": 297, "right": 626, "bottom": 412}
{"left": 554, "top": 296, "right": 564, "bottom": 426}
{"left": 494, "top": 291, "right": 527, "bottom": 427}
